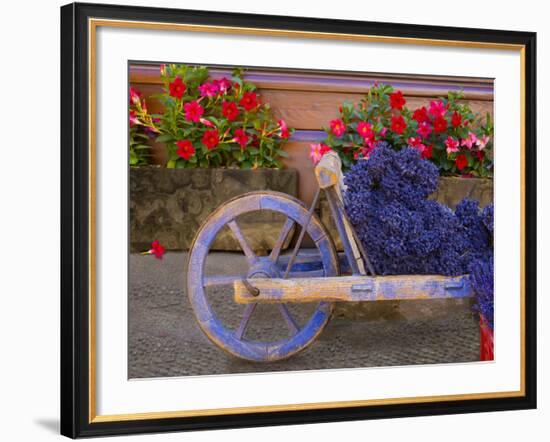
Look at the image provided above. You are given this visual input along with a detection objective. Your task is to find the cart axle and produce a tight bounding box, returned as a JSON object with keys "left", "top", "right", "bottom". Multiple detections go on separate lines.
{"left": 234, "top": 274, "right": 473, "bottom": 304}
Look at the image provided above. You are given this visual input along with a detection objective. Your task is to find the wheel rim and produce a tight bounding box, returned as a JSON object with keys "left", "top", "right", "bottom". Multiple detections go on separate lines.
{"left": 187, "top": 191, "right": 339, "bottom": 362}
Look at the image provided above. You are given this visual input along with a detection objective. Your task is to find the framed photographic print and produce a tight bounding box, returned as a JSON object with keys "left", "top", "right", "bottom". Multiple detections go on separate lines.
{"left": 60, "top": 2, "right": 537, "bottom": 438}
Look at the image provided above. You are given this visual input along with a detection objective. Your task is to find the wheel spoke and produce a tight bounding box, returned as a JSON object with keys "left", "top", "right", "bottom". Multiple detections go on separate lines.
{"left": 269, "top": 217, "right": 295, "bottom": 263}
{"left": 228, "top": 220, "right": 257, "bottom": 264}
{"left": 234, "top": 304, "right": 257, "bottom": 340}
{"left": 278, "top": 304, "right": 300, "bottom": 335}
{"left": 203, "top": 275, "right": 245, "bottom": 288}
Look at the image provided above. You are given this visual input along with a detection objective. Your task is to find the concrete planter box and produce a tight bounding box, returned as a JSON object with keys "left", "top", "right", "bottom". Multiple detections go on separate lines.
{"left": 130, "top": 167, "right": 298, "bottom": 252}
{"left": 320, "top": 176, "right": 494, "bottom": 252}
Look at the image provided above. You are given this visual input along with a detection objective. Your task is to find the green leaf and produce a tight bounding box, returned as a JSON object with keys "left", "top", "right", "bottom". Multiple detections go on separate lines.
{"left": 156, "top": 134, "right": 174, "bottom": 143}
{"left": 166, "top": 159, "right": 176, "bottom": 168}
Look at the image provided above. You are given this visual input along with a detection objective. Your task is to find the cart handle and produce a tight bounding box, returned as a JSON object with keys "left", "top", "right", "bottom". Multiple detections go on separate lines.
{"left": 315, "top": 151, "right": 344, "bottom": 190}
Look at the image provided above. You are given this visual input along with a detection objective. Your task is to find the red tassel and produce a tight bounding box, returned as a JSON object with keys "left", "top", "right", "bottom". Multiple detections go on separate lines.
{"left": 480, "top": 315, "right": 494, "bottom": 361}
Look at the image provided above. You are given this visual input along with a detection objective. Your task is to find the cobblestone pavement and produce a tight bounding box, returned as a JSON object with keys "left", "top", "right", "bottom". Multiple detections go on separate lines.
{"left": 129, "top": 251, "right": 480, "bottom": 378}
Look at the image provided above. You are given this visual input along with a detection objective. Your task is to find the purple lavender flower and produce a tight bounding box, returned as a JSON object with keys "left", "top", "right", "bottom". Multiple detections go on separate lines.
{"left": 343, "top": 143, "right": 494, "bottom": 328}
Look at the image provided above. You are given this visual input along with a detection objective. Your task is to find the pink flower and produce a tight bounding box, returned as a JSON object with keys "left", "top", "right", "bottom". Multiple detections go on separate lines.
{"left": 278, "top": 119, "right": 290, "bottom": 138}
{"left": 379, "top": 127, "right": 388, "bottom": 137}
{"left": 129, "top": 87, "right": 141, "bottom": 105}
{"left": 213, "top": 77, "right": 232, "bottom": 94}
{"left": 357, "top": 121, "right": 374, "bottom": 139}
{"left": 232, "top": 128, "right": 249, "bottom": 148}
{"left": 428, "top": 100, "right": 446, "bottom": 118}
{"left": 408, "top": 137, "right": 427, "bottom": 155}
{"left": 477, "top": 134, "right": 490, "bottom": 150}
{"left": 149, "top": 240, "right": 165, "bottom": 259}
{"left": 198, "top": 82, "right": 220, "bottom": 98}
{"left": 129, "top": 110, "right": 140, "bottom": 127}
{"left": 461, "top": 132, "right": 478, "bottom": 149}
{"left": 445, "top": 136, "right": 460, "bottom": 154}
{"left": 417, "top": 121, "right": 432, "bottom": 139}
{"left": 309, "top": 143, "right": 331, "bottom": 164}
{"left": 184, "top": 101, "right": 204, "bottom": 122}
{"left": 200, "top": 118, "right": 215, "bottom": 128}
{"left": 360, "top": 145, "right": 376, "bottom": 159}
{"left": 330, "top": 119, "right": 346, "bottom": 137}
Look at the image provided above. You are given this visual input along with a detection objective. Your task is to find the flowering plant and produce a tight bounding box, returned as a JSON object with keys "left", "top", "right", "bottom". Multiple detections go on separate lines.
{"left": 314, "top": 83, "right": 494, "bottom": 177}
{"left": 344, "top": 143, "right": 494, "bottom": 327}
{"left": 129, "top": 87, "right": 159, "bottom": 166}
{"left": 153, "top": 64, "right": 292, "bottom": 169}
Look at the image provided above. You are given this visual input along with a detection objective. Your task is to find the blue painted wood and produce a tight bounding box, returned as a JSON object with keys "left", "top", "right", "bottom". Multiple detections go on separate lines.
{"left": 234, "top": 274, "right": 474, "bottom": 304}
{"left": 324, "top": 187, "right": 362, "bottom": 275}
{"left": 186, "top": 191, "right": 338, "bottom": 362}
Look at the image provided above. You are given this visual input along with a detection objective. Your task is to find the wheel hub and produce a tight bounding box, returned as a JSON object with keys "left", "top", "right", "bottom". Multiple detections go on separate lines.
{"left": 247, "top": 257, "right": 280, "bottom": 279}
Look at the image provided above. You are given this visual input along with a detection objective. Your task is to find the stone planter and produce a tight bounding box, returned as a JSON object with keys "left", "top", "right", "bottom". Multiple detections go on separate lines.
{"left": 130, "top": 167, "right": 298, "bottom": 252}
{"left": 320, "top": 176, "right": 493, "bottom": 252}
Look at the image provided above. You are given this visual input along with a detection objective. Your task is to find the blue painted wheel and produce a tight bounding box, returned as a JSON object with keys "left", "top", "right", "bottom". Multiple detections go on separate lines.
{"left": 187, "top": 191, "right": 339, "bottom": 362}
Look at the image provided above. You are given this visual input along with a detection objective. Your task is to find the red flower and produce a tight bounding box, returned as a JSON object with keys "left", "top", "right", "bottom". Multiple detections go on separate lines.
{"left": 239, "top": 92, "right": 259, "bottom": 111}
{"left": 330, "top": 118, "right": 346, "bottom": 137}
{"left": 433, "top": 116, "right": 448, "bottom": 133}
{"left": 451, "top": 111, "right": 462, "bottom": 128}
{"left": 278, "top": 119, "right": 290, "bottom": 138}
{"left": 176, "top": 140, "right": 195, "bottom": 160}
{"left": 421, "top": 144, "right": 433, "bottom": 159}
{"left": 169, "top": 77, "right": 186, "bottom": 99}
{"left": 184, "top": 100, "right": 204, "bottom": 122}
{"left": 357, "top": 121, "right": 374, "bottom": 139}
{"left": 232, "top": 128, "right": 249, "bottom": 148}
{"left": 412, "top": 107, "right": 429, "bottom": 123}
{"left": 474, "top": 150, "right": 485, "bottom": 161}
{"left": 202, "top": 129, "right": 219, "bottom": 150}
{"left": 390, "top": 115, "right": 407, "bottom": 134}
{"left": 149, "top": 240, "right": 165, "bottom": 259}
{"left": 222, "top": 101, "right": 239, "bottom": 121}
{"left": 455, "top": 154, "right": 468, "bottom": 171}
{"left": 389, "top": 91, "right": 406, "bottom": 110}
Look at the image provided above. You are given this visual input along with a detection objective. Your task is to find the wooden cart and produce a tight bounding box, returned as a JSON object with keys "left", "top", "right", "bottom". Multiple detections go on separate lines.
{"left": 187, "top": 152, "right": 473, "bottom": 361}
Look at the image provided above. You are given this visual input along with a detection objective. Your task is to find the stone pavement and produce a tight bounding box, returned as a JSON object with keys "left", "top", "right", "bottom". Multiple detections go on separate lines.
{"left": 129, "top": 251, "right": 480, "bottom": 378}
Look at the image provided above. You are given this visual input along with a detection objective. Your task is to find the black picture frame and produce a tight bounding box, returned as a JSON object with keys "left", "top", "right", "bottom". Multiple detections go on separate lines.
{"left": 61, "top": 2, "right": 537, "bottom": 438}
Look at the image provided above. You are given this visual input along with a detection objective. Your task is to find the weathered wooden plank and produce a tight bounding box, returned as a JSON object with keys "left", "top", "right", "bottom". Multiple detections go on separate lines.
{"left": 130, "top": 64, "right": 494, "bottom": 99}
{"left": 262, "top": 90, "right": 494, "bottom": 130}
{"left": 234, "top": 274, "right": 473, "bottom": 304}
{"left": 130, "top": 83, "right": 493, "bottom": 132}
